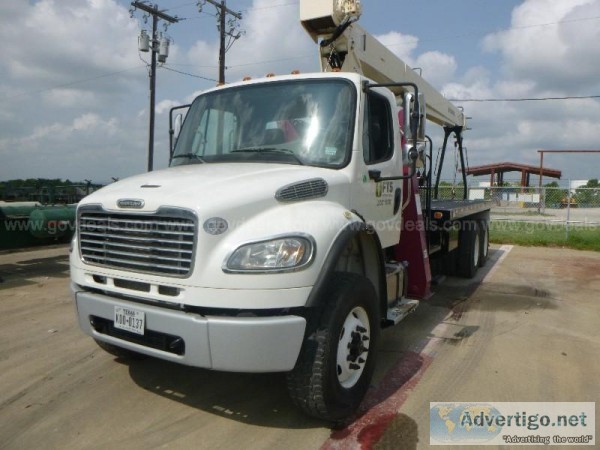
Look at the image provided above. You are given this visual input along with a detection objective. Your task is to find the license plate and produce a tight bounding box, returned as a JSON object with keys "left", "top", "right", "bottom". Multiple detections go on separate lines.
{"left": 114, "top": 306, "right": 145, "bottom": 335}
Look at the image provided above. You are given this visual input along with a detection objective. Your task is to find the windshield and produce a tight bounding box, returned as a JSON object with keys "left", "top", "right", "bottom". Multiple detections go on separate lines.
{"left": 171, "top": 79, "right": 356, "bottom": 168}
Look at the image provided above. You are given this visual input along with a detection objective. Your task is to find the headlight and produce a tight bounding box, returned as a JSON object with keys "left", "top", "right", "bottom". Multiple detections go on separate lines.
{"left": 224, "top": 235, "right": 315, "bottom": 273}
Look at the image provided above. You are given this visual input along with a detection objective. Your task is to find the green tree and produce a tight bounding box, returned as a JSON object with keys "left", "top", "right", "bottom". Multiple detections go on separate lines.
{"left": 544, "top": 181, "right": 567, "bottom": 208}
{"left": 575, "top": 179, "right": 599, "bottom": 207}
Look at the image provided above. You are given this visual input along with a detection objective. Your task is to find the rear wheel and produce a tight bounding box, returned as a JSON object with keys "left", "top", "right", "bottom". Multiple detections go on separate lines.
{"left": 478, "top": 221, "right": 489, "bottom": 267}
{"left": 287, "top": 273, "right": 380, "bottom": 421}
{"left": 458, "top": 221, "right": 479, "bottom": 278}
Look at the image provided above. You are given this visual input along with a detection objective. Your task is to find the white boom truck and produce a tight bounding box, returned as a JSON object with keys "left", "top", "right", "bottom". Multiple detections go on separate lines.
{"left": 70, "top": 0, "right": 490, "bottom": 420}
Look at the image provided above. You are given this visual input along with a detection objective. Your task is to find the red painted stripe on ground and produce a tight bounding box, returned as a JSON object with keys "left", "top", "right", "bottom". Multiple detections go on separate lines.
{"left": 322, "top": 351, "right": 434, "bottom": 450}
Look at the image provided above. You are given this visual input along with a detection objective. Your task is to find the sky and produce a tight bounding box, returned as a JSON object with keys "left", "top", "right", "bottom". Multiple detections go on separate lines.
{"left": 1, "top": 0, "right": 599, "bottom": 186}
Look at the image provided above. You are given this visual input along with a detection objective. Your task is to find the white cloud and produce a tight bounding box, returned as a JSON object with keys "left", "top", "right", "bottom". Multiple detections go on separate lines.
{"left": 0, "top": 0, "right": 152, "bottom": 181}
{"left": 6, "top": 113, "right": 117, "bottom": 148}
{"left": 415, "top": 52, "right": 457, "bottom": 90}
{"left": 219, "top": 0, "right": 316, "bottom": 79}
{"left": 155, "top": 99, "right": 180, "bottom": 115}
{"left": 377, "top": 31, "right": 419, "bottom": 64}
{"left": 42, "top": 89, "right": 97, "bottom": 108}
{"left": 434, "top": 0, "right": 600, "bottom": 181}
{"left": 2, "top": 0, "right": 141, "bottom": 88}
{"left": 378, "top": 32, "right": 457, "bottom": 89}
{"left": 0, "top": 112, "right": 144, "bottom": 181}
{"left": 483, "top": 0, "right": 600, "bottom": 91}
{"left": 1, "top": 0, "right": 599, "bottom": 184}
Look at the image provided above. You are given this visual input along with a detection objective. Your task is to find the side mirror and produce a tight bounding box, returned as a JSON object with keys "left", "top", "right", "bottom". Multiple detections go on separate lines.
{"left": 403, "top": 92, "right": 422, "bottom": 141}
{"left": 403, "top": 92, "right": 426, "bottom": 168}
{"left": 174, "top": 114, "right": 183, "bottom": 140}
{"left": 169, "top": 105, "right": 190, "bottom": 158}
{"left": 403, "top": 93, "right": 414, "bottom": 141}
{"left": 417, "top": 93, "right": 426, "bottom": 141}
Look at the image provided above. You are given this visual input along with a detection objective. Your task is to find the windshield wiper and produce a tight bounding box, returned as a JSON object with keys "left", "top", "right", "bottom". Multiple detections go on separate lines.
{"left": 231, "top": 147, "right": 304, "bottom": 165}
{"left": 171, "top": 153, "right": 205, "bottom": 163}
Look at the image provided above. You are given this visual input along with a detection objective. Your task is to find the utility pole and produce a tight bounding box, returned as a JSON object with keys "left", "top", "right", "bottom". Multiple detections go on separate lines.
{"left": 131, "top": 1, "right": 179, "bottom": 172}
{"left": 200, "top": 0, "right": 242, "bottom": 84}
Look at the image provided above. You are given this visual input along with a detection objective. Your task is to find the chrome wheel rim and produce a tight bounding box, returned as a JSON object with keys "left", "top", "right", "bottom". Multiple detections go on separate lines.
{"left": 336, "top": 306, "right": 370, "bottom": 389}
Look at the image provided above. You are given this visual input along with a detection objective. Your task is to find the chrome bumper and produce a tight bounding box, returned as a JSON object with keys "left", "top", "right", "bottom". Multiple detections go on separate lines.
{"left": 72, "top": 284, "right": 306, "bottom": 372}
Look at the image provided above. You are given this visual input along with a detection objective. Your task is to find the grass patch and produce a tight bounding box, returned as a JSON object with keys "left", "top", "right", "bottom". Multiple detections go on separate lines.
{"left": 490, "top": 220, "right": 600, "bottom": 252}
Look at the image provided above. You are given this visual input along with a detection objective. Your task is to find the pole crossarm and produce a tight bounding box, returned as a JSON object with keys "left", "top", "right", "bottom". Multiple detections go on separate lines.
{"left": 204, "top": 0, "right": 242, "bottom": 19}
{"left": 132, "top": 1, "right": 179, "bottom": 23}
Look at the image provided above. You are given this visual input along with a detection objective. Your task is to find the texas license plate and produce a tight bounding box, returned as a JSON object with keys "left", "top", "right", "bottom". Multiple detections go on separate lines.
{"left": 114, "top": 306, "right": 145, "bottom": 335}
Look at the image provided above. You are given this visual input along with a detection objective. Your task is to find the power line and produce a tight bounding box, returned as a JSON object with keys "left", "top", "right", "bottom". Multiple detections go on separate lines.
{"left": 164, "top": 62, "right": 218, "bottom": 69}
{"left": 241, "top": 1, "right": 297, "bottom": 12}
{"left": 166, "top": 1, "right": 199, "bottom": 11}
{"left": 229, "top": 54, "right": 312, "bottom": 68}
{"left": 2, "top": 66, "right": 146, "bottom": 101}
{"left": 168, "top": 0, "right": 297, "bottom": 14}
{"left": 160, "top": 65, "right": 217, "bottom": 82}
{"left": 384, "top": 15, "right": 600, "bottom": 49}
{"left": 449, "top": 95, "right": 600, "bottom": 103}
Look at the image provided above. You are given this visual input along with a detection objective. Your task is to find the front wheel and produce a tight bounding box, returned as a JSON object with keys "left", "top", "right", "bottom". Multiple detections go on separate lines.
{"left": 287, "top": 273, "right": 380, "bottom": 421}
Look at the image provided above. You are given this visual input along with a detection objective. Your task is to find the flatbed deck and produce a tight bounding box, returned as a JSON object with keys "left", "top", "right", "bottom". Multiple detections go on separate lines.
{"left": 428, "top": 199, "right": 490, "bottom": 221}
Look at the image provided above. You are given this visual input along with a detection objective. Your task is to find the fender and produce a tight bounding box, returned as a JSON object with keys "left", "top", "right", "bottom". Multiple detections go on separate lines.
{"left": 305, "top": 220, "right": 386, "bottom": 315}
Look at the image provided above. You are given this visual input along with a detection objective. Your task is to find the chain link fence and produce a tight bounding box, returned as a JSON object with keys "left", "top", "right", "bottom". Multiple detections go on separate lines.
{"left": 434, "top": 184, "right": 600, "bottom": 230}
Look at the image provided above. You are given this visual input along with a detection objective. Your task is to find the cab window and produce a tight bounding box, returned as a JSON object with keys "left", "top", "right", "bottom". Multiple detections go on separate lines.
{"left": 363, "top": 92, "right": 393, "bottom": 164}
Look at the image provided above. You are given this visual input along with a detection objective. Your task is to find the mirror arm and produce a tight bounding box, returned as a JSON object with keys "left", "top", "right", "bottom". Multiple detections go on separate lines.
{"left": 368, "top": 146, "right": 420, "bottom": 182}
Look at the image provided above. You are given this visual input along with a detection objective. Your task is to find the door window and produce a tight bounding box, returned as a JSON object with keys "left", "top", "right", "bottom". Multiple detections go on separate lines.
{"left": 363, "top": 92, "right": 393, "bottom": 165}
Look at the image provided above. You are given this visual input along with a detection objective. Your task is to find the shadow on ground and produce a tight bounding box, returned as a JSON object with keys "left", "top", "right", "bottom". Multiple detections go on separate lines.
{"left": 99, "top": 247, "right": 553, "bottom": 438}
{"left": 119, "top": 249, "right": 509, "bottom": 431}
{"left": 0, "top": 253, "right": 69, "bottom": 290}
{"left": 127, "top": 358, "right": 323, "bottom": 429}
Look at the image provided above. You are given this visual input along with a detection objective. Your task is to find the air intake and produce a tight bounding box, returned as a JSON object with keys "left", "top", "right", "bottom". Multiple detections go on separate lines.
{"left": 275, "top": 178, "right": 328, "bottom": 202}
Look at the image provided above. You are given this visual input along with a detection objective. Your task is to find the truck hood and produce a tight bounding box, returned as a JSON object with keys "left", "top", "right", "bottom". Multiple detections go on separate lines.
{"left": 82, "top": 163, "right": 351, "bottom": 218}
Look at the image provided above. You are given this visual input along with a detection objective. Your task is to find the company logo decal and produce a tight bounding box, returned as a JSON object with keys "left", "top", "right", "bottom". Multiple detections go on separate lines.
{"left": 203, "top": 217, "right": 228, "bottom": 235}
{"left": 117, "top": 199, "right": 145, "bottom": 209}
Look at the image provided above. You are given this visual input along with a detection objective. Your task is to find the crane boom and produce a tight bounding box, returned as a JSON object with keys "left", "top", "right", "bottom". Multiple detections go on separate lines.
{"left": 300, "top": 0, "right": 466, "bottom": 129}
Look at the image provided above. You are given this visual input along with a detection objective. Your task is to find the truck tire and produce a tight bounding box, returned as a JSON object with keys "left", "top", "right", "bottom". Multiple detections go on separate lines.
{"left": 286, "top": 273, "right": 380, "bottom": 422}
{"left": 478, "top": 221, "right": 489, "bottom": 267}
{"left": 94, "top": 339, "right": 146, "bottom": 360}
{"left": 458, "top": 221, "right": 479, "bottom": 278}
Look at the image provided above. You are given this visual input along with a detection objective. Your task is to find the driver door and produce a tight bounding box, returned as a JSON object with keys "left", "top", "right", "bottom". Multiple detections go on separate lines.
{"left": 351, "top": 88, "right": 404, "bottom": 248}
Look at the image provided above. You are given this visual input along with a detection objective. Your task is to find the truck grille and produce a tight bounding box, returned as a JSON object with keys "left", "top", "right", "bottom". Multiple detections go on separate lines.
{"left": 78, "top": 207, "right": 196, "bottom": 277}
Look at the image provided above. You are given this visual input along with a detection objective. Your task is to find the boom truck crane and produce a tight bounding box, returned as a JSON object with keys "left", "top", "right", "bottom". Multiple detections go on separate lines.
{"left": 70, "top": 0, "right": 490, "bottom": 421}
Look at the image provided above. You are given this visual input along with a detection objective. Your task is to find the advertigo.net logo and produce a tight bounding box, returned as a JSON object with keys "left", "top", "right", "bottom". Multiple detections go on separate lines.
{"left": 430, "top": 402, "right": 595, "bottom": 446}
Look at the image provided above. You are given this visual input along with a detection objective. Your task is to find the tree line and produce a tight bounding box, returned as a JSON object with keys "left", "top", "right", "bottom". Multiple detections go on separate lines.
{"left": 0, "top": 178, "right": 104, "bottom": 203}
